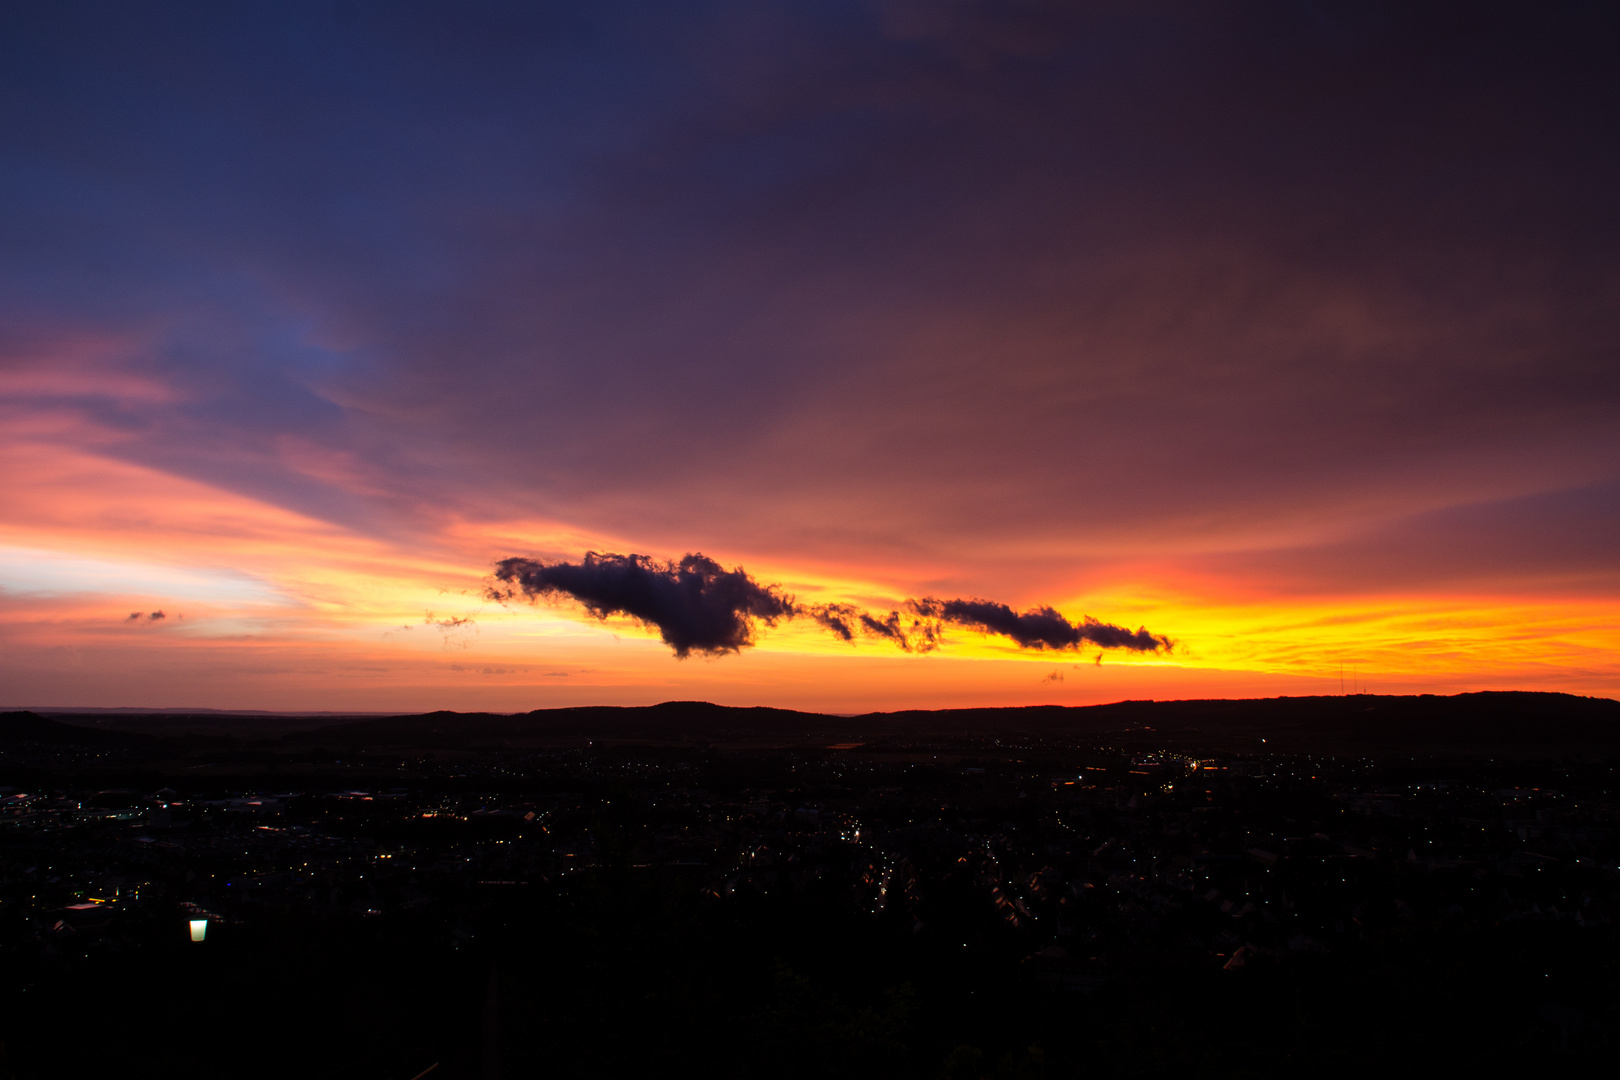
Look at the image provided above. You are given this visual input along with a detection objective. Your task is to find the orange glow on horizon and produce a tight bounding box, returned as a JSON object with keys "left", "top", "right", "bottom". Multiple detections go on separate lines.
{"left": 1, "top": 432, "right": 1614, "bottom": 712}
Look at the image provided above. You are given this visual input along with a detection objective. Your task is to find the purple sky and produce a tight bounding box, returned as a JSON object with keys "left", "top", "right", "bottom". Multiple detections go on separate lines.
{"left": 2, "top": 2, "right": 1617, "bottom": 709}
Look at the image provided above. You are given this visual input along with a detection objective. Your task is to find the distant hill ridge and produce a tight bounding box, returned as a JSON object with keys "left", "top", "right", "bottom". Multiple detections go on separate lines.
{"left": 287, "top": 691, "right": 1620, "bottom": 747}
{"left": 15, "top": 691, "right": 1616, "bottom": 750}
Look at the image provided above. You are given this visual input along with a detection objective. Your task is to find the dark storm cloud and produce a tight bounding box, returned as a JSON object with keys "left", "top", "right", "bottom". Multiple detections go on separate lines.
{"left": 491, "top": 552, "right": 1164, "bottom": 658}
{"left": 490, "top": 553, "right": 797, "bottom": 658}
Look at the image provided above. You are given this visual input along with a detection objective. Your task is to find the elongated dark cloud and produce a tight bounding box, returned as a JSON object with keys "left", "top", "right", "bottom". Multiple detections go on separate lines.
{"left": 491, "top": 552, "right": 1166, "bottom": 658}
{"left": 1076, "top": 617, "right": 1170, "bottom": 652}
{"left": 490, "top": 553, "right": 796, "bottom": 658}
{"left": 911, "top": 598, "right": 1169, "bottom": 653}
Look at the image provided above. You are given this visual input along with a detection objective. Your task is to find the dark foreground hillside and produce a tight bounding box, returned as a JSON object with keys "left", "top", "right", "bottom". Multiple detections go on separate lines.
{"left": 1, "top": 693, "right": 1617, "bottom": 1078}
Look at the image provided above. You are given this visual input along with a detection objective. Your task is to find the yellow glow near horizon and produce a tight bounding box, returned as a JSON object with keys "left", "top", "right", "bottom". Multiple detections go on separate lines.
{"left": 1, "top": 434, "right": 1615, "bottom": 711}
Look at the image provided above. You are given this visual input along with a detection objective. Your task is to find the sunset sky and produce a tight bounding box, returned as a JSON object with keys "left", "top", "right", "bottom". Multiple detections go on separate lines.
{"left": 2, "top": 1, "right": 1617, "bottom": 712}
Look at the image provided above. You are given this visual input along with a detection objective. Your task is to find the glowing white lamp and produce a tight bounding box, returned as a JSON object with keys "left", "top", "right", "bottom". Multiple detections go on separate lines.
{"left": 189, "top": 918, "right": 208, "bottom": 942}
